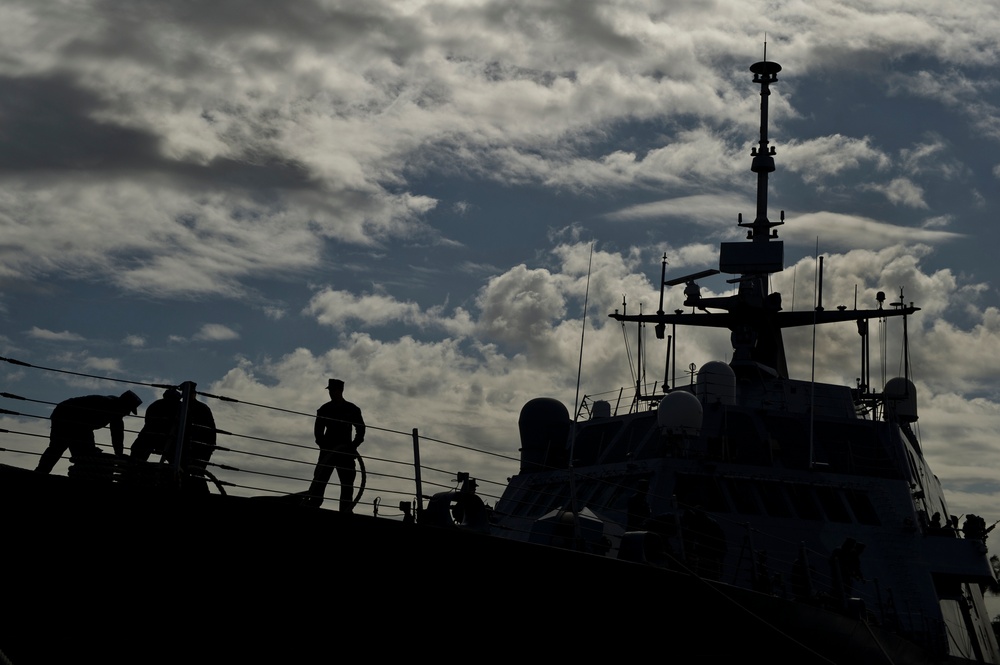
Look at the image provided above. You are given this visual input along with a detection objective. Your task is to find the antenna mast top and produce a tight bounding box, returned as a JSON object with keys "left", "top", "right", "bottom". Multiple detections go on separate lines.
{"left": 747, "top": 50, "right": 781, "bottom": 243}
{"left": 719, "top": 54, "right": 784, "bottom": 275}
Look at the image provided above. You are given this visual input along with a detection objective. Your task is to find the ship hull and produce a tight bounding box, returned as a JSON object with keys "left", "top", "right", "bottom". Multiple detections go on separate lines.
{"left": 1, "top": 463, "right": 959, "bottom": 664}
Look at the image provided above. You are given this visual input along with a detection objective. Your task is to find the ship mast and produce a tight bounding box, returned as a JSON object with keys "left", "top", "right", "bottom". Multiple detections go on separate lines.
{"left": 609, "top": 59, "right": 919, "bottom": 381}
{"left": 747, "top": 59, "right": 781, "bottom": 245}
{"left": 718, "top": 57, "right": 787, "bottom": 376}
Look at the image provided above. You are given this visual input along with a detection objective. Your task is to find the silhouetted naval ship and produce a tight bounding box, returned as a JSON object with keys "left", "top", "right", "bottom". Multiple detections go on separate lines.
{"left": 3, "top": 61, "right": 998, "bottom": 664}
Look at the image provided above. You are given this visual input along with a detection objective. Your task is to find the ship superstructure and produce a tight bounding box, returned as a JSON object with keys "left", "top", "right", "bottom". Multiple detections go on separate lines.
{"left": 492, "top": 61, "right": 1000, "bottom": 663}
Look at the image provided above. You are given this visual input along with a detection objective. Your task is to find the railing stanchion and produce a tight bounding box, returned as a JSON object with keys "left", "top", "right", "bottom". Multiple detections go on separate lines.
{"left": 412, "top": 427, "right": 424, "bottom": 520}
{"left": 172, "top": 381, "right": 195, "bottom": 473}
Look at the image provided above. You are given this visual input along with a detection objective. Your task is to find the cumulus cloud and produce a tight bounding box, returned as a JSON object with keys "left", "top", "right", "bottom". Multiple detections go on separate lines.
{"left": 305, "top": 288, "right": 474, "bottom": 337}
{"left": 122, "top": 335, "right": 145, "bottom": 348}
{"left": 863, "top": 177, "right": 929, "bottom": 209}
{"left": 194, "top": 324, "right": 240, "bottom": 342}
{"left": 781, "top": 135, "right": 890, "bottom": 182}
{"left": 771, "top": 244, "right": 993, "bottom": 386}
{"left": 475, "top": 265, "right": 567, "bottom": 350}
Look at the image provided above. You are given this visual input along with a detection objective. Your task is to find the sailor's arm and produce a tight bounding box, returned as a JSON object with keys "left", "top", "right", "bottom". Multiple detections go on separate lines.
{"left": 353, "top": 408, "right": 365, "bottom": 447}
{"left": 313, "top": 411, "right": 325, "bottom": 445}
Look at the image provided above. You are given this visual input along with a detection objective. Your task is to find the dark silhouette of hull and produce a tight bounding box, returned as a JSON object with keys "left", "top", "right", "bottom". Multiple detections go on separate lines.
{"left": 1, "top": 463, "right": 956, "bottom": 664}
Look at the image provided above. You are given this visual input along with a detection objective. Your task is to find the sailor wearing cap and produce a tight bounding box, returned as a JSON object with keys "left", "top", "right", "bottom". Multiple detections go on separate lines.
{"left": 35, "top": 390, "right": 143, "bottom": 474}
{"left": 308, "top": 379, "right": 365, "bottom": 511}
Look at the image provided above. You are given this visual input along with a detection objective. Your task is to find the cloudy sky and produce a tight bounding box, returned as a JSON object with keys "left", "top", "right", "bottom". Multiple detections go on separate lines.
{"left": 2, "top": 1, "right": 1000, "bottom": 535}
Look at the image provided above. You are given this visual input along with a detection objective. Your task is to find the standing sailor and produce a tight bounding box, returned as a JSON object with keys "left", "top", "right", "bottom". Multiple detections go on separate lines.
{"left": 308, "top": 379, "right": 365, "bottom": 512}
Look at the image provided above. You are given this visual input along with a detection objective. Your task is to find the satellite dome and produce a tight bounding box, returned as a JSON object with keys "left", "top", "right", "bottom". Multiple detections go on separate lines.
{"left": 696, "top": 361, "right": 736, "bottom": 405}
{"left": 884, "top": 377, "right": 918, "bottom": 423}
{"left": 657, "top": 390, "right": 703, "bottom": 436}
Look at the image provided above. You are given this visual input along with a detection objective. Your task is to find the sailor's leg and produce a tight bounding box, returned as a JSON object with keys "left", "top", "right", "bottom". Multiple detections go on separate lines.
{"left": 35, "top": 425, "right": 74, "bottom": 474}
{"left": 337, "top": 463, "right": 357, "bottom": 514}
{"left": 35, "top": 440, "right": 67, "bottom": 474}
{"left": 306, "top": 448, "right": 336, "bottom": 505}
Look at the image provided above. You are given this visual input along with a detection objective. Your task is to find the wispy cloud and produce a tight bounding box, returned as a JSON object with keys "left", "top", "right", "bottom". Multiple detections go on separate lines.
{"left": 782, "top": 211, "right": 962, "bottom": 249}
{"left": 82, "top": 356, "right": 121, "bottom": 372}
{"left": 27, "top": 327, "right": 84, "bottom": 342}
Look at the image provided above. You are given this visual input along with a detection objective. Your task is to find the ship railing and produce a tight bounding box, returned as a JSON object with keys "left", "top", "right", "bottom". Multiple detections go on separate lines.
{"left": 576, "top": 381, "right": 668, "bottom": 419}
{"left": 564, "top": 398, "right": 906, "bottom": 480}
{"left": 0, "top": 357, "right": 520, "bottom": 523}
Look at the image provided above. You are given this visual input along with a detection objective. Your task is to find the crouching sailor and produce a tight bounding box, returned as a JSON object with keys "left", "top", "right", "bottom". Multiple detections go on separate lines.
{"left": 36, "top": 390, "right": 143, "bottom": 474}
